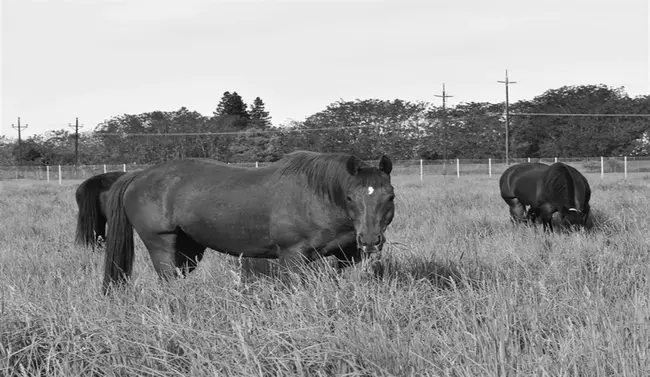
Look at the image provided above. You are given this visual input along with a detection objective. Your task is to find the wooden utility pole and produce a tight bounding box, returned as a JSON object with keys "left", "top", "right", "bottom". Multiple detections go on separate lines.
{"left": 497, "top": 70, "right": 517, "bottom": 165}
{"left": 12, "top": 117, "right": 27, "bottom": 166}
{"left": 69, "top": 117, "right": 83, "bottom": 166}
{"left": 434, "top": 83, "right": 453, "bottom": 167}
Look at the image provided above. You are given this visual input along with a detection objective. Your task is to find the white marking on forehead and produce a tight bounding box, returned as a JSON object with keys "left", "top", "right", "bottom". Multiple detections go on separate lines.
{"left": 367, "top": 186, "right": 374, "bottom": 195}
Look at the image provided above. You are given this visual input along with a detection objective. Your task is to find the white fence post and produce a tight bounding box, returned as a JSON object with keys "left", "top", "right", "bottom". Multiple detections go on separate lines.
{"left": 488, "top": 158, "right": 492, "bottom": 177}
{"left": 46, "top": 165, "right": 50, "bottom": 183}
{"left": 600, "top": 156, "right": 604, "bottom": 178}
{"left": 527, "top": 157, "right": 530, "bottom": 163}
{"left": 58, "top": 165, "right": 62, "bottom": 185}
{"left": 255, "top": 161, "right": 259, "bottom": 168}
{"left": 554, "top": 157, "right": 558, "bottom": 163}
{"left": 123, "top": 164, "right": 126, "bottom": 172}
{"left": 103, "top": 164, "right": 107, "bottom": 174}
{"left": 456, "top": 158, "right": 460, "bottom": 178}
{"left": 624, "top": 156, "right": 627, "bottom": 178}
{"left": 419, "top": 159, "right": 423, "bottom": 181}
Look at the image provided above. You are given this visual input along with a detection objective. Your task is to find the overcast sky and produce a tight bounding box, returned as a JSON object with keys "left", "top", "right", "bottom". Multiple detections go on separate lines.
{"left": 2, "top": 0, "right": 648, "bottom": 138}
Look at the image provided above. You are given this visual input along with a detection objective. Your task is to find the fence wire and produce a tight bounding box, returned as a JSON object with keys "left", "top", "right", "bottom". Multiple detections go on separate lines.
{"left": 2, "top": 156, "right": 650, "bottom": 182}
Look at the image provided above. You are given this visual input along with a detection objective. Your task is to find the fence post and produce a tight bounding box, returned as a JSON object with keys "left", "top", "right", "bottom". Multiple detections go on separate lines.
{"left": 46, "top": 165, "right": 50, "bottom": 183}
{"left": 103, "top": 164, "right": 107, "bottom": 174}
{"left": 456, "top": 158, "right": 460, "bottom": 178}
{"left": 58, "top": 165, "right": 62, "bottom": 185}
{"left": 123, "top": 164, "right": 126, "bottom": 172}
{"left": 600, "top": 156, "right": 604, "bottom": 179}
{"left": 624, "top": 156, "right": 627, "bottom": 178}
{"left": 488, "top": 158, "right": 492, "bottom": 177}
{"left": 256, "top": 161, "right": 259, "bottom": 168}
{"left": 419, "top": 159, "right": 423, "bottom": 181}
{"left": 527, "top": 157, "right": 530, "bottom": 163}
{"left": 554, "top": 157, "right": 558, "bottom": 163}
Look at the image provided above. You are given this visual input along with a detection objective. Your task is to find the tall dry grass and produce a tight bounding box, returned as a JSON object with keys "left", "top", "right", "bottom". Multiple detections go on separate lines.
{"left": 2, "top": 173, "right": 650, "bottom": 376}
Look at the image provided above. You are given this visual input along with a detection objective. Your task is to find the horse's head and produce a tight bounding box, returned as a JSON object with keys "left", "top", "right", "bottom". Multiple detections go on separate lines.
{"left": 344, "top": 155, "right": 395, "bottom": 255}
{"left": 562, "top": 205, "right": 589, "bottom": 227}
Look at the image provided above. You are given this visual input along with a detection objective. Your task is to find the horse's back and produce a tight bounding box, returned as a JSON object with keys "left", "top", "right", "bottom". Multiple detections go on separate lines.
{"left": 127, "top": 158, "right": 271, "bottom": 198}
{"left": 500, "top": 162, "right": 549, "bottom": 204}
{"left": 122, "top": 158, "right": 283, "bottom": 254}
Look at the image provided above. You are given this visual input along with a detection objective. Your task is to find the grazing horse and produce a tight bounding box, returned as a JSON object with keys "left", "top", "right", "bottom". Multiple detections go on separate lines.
{"left": 102, "top": 151, "right": 395, "bottom": 293}
{"left": 531, "top": 162, "right": 591, "bottom": 232}
{"left": 75, "top": 171, "right": 127, "bottom": 249}
{"left": 499, "top": 162, "right": 550, "bottom": 224}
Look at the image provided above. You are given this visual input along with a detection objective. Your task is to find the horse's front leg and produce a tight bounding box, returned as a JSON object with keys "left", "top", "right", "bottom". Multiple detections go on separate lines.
{"left": 277, "top": 243, "right": 312, "bottom": 287}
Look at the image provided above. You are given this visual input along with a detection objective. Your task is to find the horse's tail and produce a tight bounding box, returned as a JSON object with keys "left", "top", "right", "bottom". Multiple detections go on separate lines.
{"left": 74, "top": 180, "right": 101, "bottom": 248}
{"left": 554, "top": 164, "right": 577, "bottom": 211}
{"left": 102, "top": 172, "right": 139, "bottom": 294}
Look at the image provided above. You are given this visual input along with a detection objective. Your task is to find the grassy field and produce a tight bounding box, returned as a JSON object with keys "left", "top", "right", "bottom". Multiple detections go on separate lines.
{"left": 2, "top": 172, "right": 650, "bottom": 376}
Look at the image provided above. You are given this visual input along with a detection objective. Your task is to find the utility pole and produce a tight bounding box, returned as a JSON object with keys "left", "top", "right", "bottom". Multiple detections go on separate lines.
{"left": 12, "top": 117, "right": 27, "bottom": 166}
{"left": 434, "top": 83, "right": 453, "bottom": 170}
{"left": 69, "top": 117, "right": 83, "bottom": 167}
{"left": 497, "top": 69, "right": 517, "bottom": 166}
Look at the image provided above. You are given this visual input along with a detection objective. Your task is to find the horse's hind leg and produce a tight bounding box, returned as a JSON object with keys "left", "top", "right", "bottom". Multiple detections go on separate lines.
{"left": 140, "top": 233, "right": 183, "bottom": 281}
{"left": 175, "top": 231, "right": 206, "bottom": 277}
{"left": 141, "top": 231, "right": 206, "bottom": 281}
{"left": 527, "top": 207, "right": 541, "bottom": 225}
{"left": 506, "top": 198, "right": 526, "bottom": 223}
{"left": 95, "top": 215, "right": 107, "bottom": 244}
{"left": 539, "top": 203, "right": 555, "bottom": 233}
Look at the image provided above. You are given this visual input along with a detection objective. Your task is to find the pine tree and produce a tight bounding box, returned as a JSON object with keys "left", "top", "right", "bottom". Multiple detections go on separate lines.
{"left": 249, "top": 97, "right": 272, "bottom": 128}
{"left": 215, "top": 91, "right": 249, "bottom": 118}
{"left": 214, "top": 91, "right": 232, "bottom": 116}
{"left": 213, "top": 91, "right": 251, "bottom": 130}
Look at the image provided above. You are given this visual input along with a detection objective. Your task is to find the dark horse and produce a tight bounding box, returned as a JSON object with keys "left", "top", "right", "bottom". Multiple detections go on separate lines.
{"left": 102, "top": 151, "right": 395, "bottom": 293}
{"left": 499, "top": 162, "right": 550, "bottom": 224}
{"left": 75, "top": 171, "right": 127, "bottom": 249}
{"left": 530, "top": 162, "right": 591, "bottom": 232}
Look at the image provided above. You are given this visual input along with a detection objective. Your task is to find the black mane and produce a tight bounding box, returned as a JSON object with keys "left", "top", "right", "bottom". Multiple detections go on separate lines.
{"left": 273, "top": 150, "right": 389, "bottom": 207}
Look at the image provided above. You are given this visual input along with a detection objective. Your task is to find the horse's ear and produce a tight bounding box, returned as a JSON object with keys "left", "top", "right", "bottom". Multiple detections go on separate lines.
{"left": 378, "top": 155, "right": 392, "bottom": 175}
{"left": 346, "top": 156, "right": 360, "bottom": 176}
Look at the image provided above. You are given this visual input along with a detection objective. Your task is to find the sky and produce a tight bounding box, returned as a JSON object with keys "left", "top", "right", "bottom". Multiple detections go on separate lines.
{"left": 1, "top": 0, "right": 648, "bottom": 138}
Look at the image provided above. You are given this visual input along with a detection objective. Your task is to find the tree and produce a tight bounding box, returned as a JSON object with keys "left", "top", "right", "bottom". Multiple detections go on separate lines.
{"left": 213, "top": 91, "right": 251, "bottom": 131}
{"left": 510, "top": 85, "right": 646, "bottom": 158}
{"left": 214, "top": 91, "right": 232, "bottom": 116}
{"left": 214, "top": 91, "right": 249, "bottom": 118}
{"left": 249, "top": 97, "right": 272, "bottom": 128}
{"left": 296, "top": 98, "right": 430, "bottom": 159}
{"left": 0, "top": 136, "right": 15, "bottom": 165}
{"left": 439, "top": 102, "right": 504, "bottom": 159}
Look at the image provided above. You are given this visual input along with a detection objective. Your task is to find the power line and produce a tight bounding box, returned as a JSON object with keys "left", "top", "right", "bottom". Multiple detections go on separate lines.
{"left": 511, "top": 112, "right": 650, "bottom": 117}
{"left": 96, "top": 124, "right": 381, "bottom": 137}
{"left": 11, "top": 117, "right": 27, "bottom": 166}
{"left": 434, "top": 83, "right": 453, "bottom": 162}
{"left": 69, "top": 117, "right": 83, "bottom": 167}
{"left": 67, "top": 110, "right": 650, "bottom": 140}
{"left": 497, "top": 69, "right": 517, "bottom": 166}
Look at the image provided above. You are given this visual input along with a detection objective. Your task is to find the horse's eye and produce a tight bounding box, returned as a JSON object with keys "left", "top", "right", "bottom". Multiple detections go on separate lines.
{"left": 346, "top": 196, "right": 353, "bottom": 202}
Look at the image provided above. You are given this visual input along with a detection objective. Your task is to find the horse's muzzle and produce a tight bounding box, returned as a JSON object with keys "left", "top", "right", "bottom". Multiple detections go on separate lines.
{"left": 357, "top": 233, "right": 384, "bottom": 255}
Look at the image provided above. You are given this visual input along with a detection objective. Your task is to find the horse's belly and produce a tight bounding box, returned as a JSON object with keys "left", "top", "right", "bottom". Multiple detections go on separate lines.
{"left": 181, "top": 215, "right": 278, "bottom": 257}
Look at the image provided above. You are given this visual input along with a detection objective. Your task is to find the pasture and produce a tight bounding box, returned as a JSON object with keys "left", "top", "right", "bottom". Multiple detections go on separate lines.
{"left": 2, "top": 172, "right": 650, "bottom": 376}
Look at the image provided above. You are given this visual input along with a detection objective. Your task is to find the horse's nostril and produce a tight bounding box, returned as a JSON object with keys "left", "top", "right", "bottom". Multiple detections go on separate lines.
{"left": 375, "top": 235, "right": 382, "bottom": 245}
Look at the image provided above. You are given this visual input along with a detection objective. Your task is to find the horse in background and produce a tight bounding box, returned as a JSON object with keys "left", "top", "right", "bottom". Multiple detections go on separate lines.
{"left": 499, "top": 162, "right": 550, "bottom": 224}
{"left": 531, "top": 162, "right": 591, "bottom": 232}
{"left": 102, "top": 151, "right": 395, "bottom": 294}
{"left": 75, "top": 171, "right": 127, "bottom": 250}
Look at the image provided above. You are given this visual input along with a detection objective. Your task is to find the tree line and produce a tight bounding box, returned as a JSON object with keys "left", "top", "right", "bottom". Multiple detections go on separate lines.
{"left": 1, "top": 85, "right": 649, "bottom": 166}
